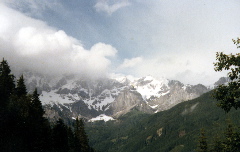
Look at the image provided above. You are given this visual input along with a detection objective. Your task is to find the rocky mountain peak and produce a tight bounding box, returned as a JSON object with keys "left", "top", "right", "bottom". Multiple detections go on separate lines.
{"left": 22, "top": 71, "right": 212, "bottom": 121}
{"left": 214, "top": 77, "right": 230, "bottom": 86}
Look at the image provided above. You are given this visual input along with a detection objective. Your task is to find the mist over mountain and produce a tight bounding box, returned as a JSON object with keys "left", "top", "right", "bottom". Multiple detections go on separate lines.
{"left": 1, "top": 1, "right": 238, "bottom": 86}
{"left": 20, "top": 71, "right": 213, "bottom": 123}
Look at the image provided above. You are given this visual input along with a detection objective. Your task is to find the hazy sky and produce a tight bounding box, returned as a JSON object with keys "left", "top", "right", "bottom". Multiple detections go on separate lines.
{"left": 0, "top": 0, "right": 240, "bottom": 85}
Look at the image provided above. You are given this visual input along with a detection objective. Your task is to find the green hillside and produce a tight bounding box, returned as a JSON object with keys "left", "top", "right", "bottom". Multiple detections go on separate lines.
{"left": 85, "top": 91, "right": 240, "bottom": 152}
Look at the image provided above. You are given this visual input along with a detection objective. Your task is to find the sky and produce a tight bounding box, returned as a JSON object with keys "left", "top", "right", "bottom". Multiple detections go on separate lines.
{"left": 0, "top": 0, "right": 240, "bottom": 85}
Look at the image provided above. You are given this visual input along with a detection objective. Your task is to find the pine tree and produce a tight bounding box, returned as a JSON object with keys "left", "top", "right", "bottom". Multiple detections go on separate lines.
{"left": 197, "top": 128, "right": 208, "bottom": 152}
{"left": 14, "top": 75, "right": 29, "bottom": 119}
{"left": 27, "top": 88, "right": 50, "bottom": 151}
{"left": 0, "top": 59, "right": 15, "bottom": 151}
{"left": 0, "top": 59, "right": 94, "bottom": 151}
{"left": 0, "top": 58, "right": 15, "bottom": 108}
{"left": 6, "top": 75, "right": 31, "bottom": 151}
{"left": 67, "top": 126, "right": 76, "bottom": 152}
{"left": 16, "top": 75, "right": 27, "bottom": 97}
{"left": 210, "top": 136, "right": 223, "bottom": 152}
{"left": 221, "top": 124, "right": 240, "bottom": 152}
{"left": 74, "top": 118, "right": 90, "bottom": 152}
{"left": 0, "top": 59, "right": 54, "bottom": 151}
{"left": 52, "top": 119, "right": 70, "bottom": 152}
{"left": 30, "top": 88, "right": 44, "bottom": 119}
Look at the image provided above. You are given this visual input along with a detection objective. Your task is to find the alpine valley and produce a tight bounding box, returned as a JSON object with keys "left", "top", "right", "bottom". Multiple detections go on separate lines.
{"left": 20, "top": 71, "right": 236, "bottom": 152}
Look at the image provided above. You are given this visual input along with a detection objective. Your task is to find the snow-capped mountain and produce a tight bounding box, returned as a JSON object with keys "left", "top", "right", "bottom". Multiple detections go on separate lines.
{"left": 22, "top": 72, "right": 210, "bottom": 121}
{"left": 132, "top": 76, "right": 170, "bottom": 100}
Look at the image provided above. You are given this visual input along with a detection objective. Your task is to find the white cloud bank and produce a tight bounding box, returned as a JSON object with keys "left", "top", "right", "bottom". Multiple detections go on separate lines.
{"left": 119, "top": 57, "right": 143, "bottom": 68}
{"left": 94, "top": 0, "right": 130, "bottom": 15}
{"left": 0, "top": 3, "right": 117, "bottom": 78}
{"left": 117, "top": 52, "right": 230, "bottom": 86}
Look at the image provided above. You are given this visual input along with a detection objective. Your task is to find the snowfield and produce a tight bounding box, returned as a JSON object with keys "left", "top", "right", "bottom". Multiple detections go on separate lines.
{"left": 88, "top": 114, "right": 115, "bottom": 122}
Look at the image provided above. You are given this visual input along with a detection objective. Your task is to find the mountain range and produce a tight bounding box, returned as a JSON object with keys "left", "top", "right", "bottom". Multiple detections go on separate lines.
{"left": 20, "top": 71, "right": 235, "bottom": 152}
{"left": 21, "top": 71, "right": 218, "bottom": 123}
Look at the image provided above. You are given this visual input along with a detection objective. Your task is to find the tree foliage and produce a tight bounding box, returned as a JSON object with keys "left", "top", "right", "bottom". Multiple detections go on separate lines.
{"left": 197, "top": 129, "right": 208, "bottom": 152}
{"left": 52, "top": 119, "right": 70, "bottom": 152}
{"left": 74, "top": 118, "right": 90, "bottom": 152}
{"left": 207, "top": 124, "right": 240, "bottom": 152}
{"left": 0, "top": 58, "right": 15, "bottom": 108}
{"left": 16, "top": 75, "right": 27, "bottom": 97}
{"left": 0, "top": 58, "right": 15, "bottom": 151}
{"left": 213, "top": 38, "right": 240, "bottom": 113}
{"left": 196, "top": 38, "right": 240, "bottom": 152}
{"left": 0, "top": 59, "right": 93, "bottom": 152}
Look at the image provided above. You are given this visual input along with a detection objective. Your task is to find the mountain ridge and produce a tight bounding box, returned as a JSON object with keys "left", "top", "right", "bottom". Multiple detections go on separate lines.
{"left": 21, "top": 71, "right": 212, "bottom": 121}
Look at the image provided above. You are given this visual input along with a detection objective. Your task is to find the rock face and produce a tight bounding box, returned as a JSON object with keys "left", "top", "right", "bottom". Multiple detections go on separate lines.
{"left": 214, "top": 77, "right": 230, "bottom": 87}
{"left": 106, "top": 89, "right": 153, "bottom": 117}
{"left": 22, "top": 72, "right": 211, "bottom": 121}
{"left": 148, "top": 81, "right": 208, "bottom": 112}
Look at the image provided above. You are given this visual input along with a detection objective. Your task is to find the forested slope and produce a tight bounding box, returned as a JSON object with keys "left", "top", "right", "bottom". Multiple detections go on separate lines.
{"left": 86, "top": 91, "right": 240, "bottom": 152}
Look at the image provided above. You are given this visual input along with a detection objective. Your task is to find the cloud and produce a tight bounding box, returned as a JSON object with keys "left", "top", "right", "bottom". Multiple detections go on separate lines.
{"left": 1, "top": 0, "right": 238, "bottom": 85}
{"left": 119, "top": 57, "right": 143, "bottom": 69}
{"left": 111, "top": 0, "right": 240, "bottom": 85}
{"left": 117, "top": 52, "right": 229, "bottom": 85}
{"left": 0, "top": 3, "right": 117, "bottom": 78}
{"left": 94, "top": 0, "right": 130, "bottom": 15}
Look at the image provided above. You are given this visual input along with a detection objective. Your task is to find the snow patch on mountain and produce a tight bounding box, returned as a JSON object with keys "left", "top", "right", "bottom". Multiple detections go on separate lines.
{"left": 89, "top": 114, "right": 115, "bottom": 122}
{"left": 23, "top": 71, "right": 211, "bottom": 119}
{"left": 40, "top": 90, "right": 77, "bottom": 105}
{"left": 149, "top": 105, "right": 159, "bottom": 109}
{"left": 82, "top": 86, "right": 127, "bottom": 111}
{"left": 131, "top": 76, "right": 169, "bottom": 100}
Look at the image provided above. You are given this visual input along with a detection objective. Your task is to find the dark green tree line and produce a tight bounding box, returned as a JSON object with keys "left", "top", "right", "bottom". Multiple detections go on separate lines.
{"left": 197, "top": 129, "right": 208, "bottom": 152}
{"left": 197, "top": 38, "right": 240, "bottom": 151}
{"left": 0, "top": 59, "right": 16, "bottom": 151}
{"left": 0, "top": 58, "right": 93, "bottom": 152}
{"left": 74, "top": 118, "right": 92, "bottom": 152}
